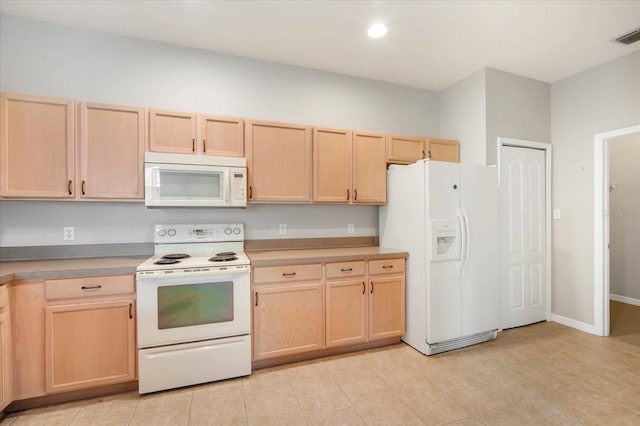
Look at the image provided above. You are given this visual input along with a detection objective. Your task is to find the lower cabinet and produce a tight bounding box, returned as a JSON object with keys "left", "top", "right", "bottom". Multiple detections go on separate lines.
{"left": 45, "top": 299, "right": 136, "bottom": 393}
{"left": 252, "top": 257, "right": 405, "bottom": 362}
{"left": 0, "top": 285, "right": 12, "bottom": 411}
{"left": 253, "top": 264, "right": 324, "bottom": 360}
{"left": 9, "top": 274, "right": 137, "bottom": 404}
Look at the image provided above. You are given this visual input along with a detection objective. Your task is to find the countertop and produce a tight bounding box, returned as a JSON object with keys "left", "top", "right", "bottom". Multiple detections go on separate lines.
{"left": 0, "top": 246, "right": 408, "bottom": 284}
{"left": 247, "top": 246, "right": 408, "bottom": 267}
{"left": 0, "top": 256, "right": 149, "bottom": 284}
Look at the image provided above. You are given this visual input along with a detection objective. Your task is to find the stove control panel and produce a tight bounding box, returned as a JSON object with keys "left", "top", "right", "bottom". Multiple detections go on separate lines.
{"left": 154, "top": 224, "right": 244, "bottom": 243}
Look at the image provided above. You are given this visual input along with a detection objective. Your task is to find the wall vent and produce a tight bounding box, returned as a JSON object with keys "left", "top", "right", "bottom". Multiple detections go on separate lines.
{"left": 612, "top": 28, "right": 640, "bottom": 45}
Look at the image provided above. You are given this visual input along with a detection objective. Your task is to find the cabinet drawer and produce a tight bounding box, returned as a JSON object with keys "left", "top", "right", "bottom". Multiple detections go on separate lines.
{"left": 45, "top": 275, "right": 135, "bottom": 300}
{"left": 326, "top": 261, "right": 366, "bottom": 279}
{"left": 253, "top": 264, "right": 322, "bottom": 284}
{"left": 368, "top": 259, "right": 405, "bottom": 275}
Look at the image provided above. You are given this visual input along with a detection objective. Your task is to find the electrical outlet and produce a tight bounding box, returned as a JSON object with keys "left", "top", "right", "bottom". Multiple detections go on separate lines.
{"left": 279, "top": 224, "right": 287, "bottom": 235}
{"left": 553, "top": 209, "right": 561, "bottom": 219}
{"left": 348, "top": 224, "right": 354, "bottom": 234}
{"left": 64, "top": 227, "right": 75, "bottom": 241}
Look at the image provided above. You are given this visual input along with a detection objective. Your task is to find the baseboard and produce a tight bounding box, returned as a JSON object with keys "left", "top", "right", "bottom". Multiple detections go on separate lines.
{"left": 610, "top": 294, "right": 640, "bottom": 307}
{"left": 551, "top": 314, "right": 596, "bottom": 334}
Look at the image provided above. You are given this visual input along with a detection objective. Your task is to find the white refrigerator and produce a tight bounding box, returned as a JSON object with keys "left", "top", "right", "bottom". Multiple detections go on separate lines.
{"left": 380, "top": 160, "right": 499, "bottom": 355}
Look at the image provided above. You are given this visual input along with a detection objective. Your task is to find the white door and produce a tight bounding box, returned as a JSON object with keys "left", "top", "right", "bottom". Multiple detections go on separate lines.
{"left": 500, "top": 146, "right": 546, "bottom": 328}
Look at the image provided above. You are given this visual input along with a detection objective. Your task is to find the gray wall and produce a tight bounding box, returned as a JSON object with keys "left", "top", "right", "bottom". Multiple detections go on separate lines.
{"left": 0, "top": 14, "right": 439, "bottom": 246}
{"left": 551, "top": 50, "right": 640, "bottom": 325}
{"left": 609, "top": 134, "right": 640, "bottom": 301}
{"left": 485, "top": 68, "right": 550, "bottom": 165}
{"left": 437, "top": 69, "right": 487, "bottom": 165}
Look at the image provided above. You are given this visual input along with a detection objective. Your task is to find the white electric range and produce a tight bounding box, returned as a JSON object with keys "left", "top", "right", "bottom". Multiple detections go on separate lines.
{"left": 136, "top": 223, "right": 251, "bottom": 394}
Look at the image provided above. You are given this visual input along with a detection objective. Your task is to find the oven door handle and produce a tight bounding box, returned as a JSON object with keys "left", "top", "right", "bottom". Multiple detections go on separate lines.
{"left": 137, "top": 266, "right": 250, "bottom": 280}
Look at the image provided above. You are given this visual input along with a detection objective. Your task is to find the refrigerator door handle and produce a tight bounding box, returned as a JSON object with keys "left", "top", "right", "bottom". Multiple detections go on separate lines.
{"left": 461, "top": 207, "right": 471, "bottom": 274}
{"left": 457, "top": 209, "right": 467, "bottom": 276}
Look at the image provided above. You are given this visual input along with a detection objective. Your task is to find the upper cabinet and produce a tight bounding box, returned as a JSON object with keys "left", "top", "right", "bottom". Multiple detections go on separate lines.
{"left": 352, "top": 131, "right": 386, "bottom": 204}
{"left": 313, "top": 128, "right": 386, "bottom": 205}
{"left": 427, "top": 137, "right": 460, "bottom": 163}
{"left": 79, "top": 102, "right": 145, "bottom": 199}
{"left": 149, "top": 109, "right": 244, "bottom": 157}
{"left": 0, "top": 93, "right": 75, "bottom": 198}
{"left": 246, "top": 120, "right": 312, "bottom": 203}
{"left": 201, "top": 115, "right": 244, "bottom": 157}
{"left": 387, "top": 134, "right": 426, "bottom": 165}
{"left": 148, "top": 109, "right": 197, "bottom": 154}
{"left": 313, "top": 128, "right": 352, "bottom": 203}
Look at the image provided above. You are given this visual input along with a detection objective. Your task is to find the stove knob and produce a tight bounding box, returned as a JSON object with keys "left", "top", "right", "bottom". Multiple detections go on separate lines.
{"left": 233, "top": 227, "right": 241, "bottom": 235}
{"left": 224, "top": 227, "right": 232, "bottom": 235}
{"left": 167, "top": 228, "right": 176, "bottom": 237}
{"left": 157, "top": 229, "right": 167, "bottom": 237}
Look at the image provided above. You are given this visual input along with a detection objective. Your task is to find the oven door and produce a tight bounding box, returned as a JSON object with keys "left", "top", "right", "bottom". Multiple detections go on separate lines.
{"left": 137, "top": 267, "right": 250, "bottom": 348}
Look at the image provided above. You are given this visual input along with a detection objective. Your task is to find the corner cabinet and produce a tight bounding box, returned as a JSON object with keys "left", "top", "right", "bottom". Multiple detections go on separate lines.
{"left": 0, "top": 92, "right": 75, "bottom": 198}
{"left": 44, "top": 275, "right": 136, "bottom": 393}
{"left": 79, "top": 103, "right": 145, "bottom": 199}
{"left": 246, "top": 120, "right": 312, "bottom": 203}
{"left": 252, "top": 264, "right": 324, "bottom": 360}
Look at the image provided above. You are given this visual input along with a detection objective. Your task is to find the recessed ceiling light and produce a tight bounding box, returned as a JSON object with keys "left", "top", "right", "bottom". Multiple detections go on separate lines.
{"left": 367, "top": 23, "right": 387, "bottom": 38}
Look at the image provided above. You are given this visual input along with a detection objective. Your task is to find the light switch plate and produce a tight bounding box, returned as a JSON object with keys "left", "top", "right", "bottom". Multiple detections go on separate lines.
{"left": 64, "top": 227, "right": 75, "bottom": 240}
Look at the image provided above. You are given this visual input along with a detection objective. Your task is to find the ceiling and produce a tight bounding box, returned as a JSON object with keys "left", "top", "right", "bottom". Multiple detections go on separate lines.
{"left": 1, "top": 0, "right": 639, "bottom": 91}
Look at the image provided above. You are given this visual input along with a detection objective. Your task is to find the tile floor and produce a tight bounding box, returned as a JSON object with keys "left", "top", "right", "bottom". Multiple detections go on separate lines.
{"left": 2, "top": 317, "right": 640, "bottom": 425}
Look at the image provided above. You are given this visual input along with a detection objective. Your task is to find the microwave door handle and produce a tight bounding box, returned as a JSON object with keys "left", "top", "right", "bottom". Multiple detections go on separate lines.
{"left": 224, "top": 169, "right": 231, "bottom": 206}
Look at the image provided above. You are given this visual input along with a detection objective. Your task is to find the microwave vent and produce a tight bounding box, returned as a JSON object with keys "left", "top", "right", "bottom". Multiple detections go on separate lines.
{"left": 612, "top": 27, "right": 640, "bottom": 45}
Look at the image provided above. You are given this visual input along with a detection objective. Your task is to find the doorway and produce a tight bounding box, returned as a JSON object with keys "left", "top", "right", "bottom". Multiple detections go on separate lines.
{"left": 497, "top": 137, "right": 552, "bottom": 329}
{"left": 593, "top": 125, "right": 640, "bottom": 338}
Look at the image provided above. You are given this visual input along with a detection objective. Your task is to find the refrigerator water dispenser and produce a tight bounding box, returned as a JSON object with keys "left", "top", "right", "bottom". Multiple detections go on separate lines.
{"left": 430, "top": 219, "right": 460, "bottom": 261}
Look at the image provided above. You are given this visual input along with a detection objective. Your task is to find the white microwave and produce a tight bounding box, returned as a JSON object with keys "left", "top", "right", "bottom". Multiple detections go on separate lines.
{"left": 144, "top": 152, "right": 247, "bottom": 207}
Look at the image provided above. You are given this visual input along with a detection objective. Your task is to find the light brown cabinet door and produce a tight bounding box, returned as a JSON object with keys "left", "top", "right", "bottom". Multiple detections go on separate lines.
{"left": 11, "top": 279, "right": 46, "bottom": 400}
{"left": 0, "top": 285, "right": 11, "bottom": 411}
{"left": 201, "top": 115, "right": 244, "bottom": 157}
{"left": 0, "top": 93, "right": 75, "bottom": 198}
{"left": 353, "top": 131, "right": 387, "bottom": 204}
{"left": 149, "top": 109, "right": 197, "bottom": 154}
{"left": 387, "top": 135, "right": 426, "bottom": 165}
{"left": 313, "top": 128, "right": 352, "bottom": 203}
{"left": 427, "top": 138, "right": 460, "bottom": 162}
{"left": 326, "top": 279, "right": 367, "bottom": 347}
{"left": 253, "top": 283, "right": 323, "bottom": 360}
{"left": 368, "top": 275, "right": 405, "bottom": 341}
{"left": 79, "top": 102, "right": 145, "bottom": 199}
{"left": 45, "top": 299, "right": 136, "bottom": 394}
{"left": 246, "top": 121, "right": 312, "bottom": 202}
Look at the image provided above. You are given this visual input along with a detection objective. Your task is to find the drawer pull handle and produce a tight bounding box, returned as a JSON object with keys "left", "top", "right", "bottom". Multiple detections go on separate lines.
{"left": 340, "top": 268, "right": 353, "bottom": 272}
{"left": 382, "top": 265, "right": 394, "bottom": 270}
{"left": 81, "top": 285, "right": 102, "bottom": 290}
{"left": 282, "top": 272, "right": 297, "bottom": 277}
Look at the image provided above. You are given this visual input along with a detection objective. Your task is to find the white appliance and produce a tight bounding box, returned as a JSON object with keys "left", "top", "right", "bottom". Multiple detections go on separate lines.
{"left": 136, "top": 223, "right": 251, "bottom": 394}
{"left": 144, "top": 152, "right": 247, "bottom": 207}
{"left": 380, "top": 160, "right": 499, "bottom": 355}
